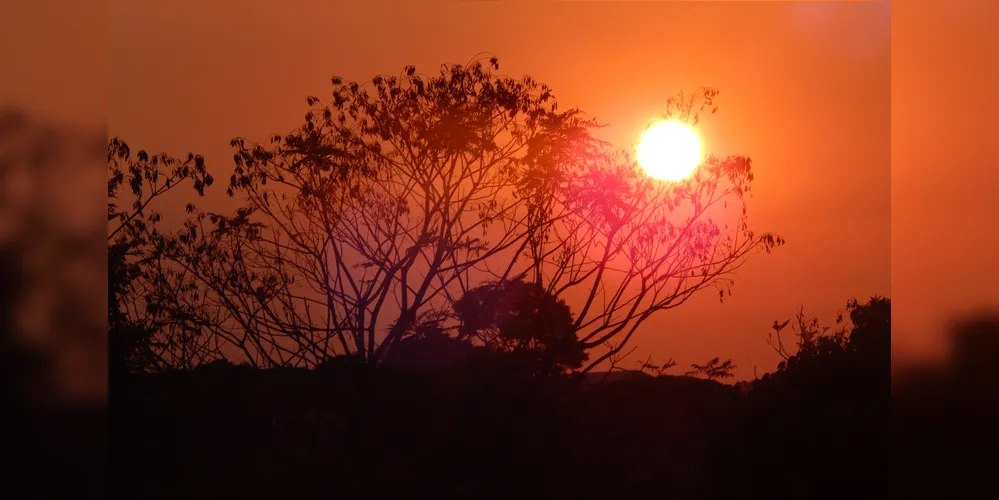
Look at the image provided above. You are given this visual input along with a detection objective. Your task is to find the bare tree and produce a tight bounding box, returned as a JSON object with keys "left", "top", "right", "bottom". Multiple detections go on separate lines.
{"left": 108, "top": 138, "right": 220, "bottom": 371}
{"left": 637, "top": 353, "right": 678, "bottom": 377}
{"left": 115, "top": 57, "right": 783, "bottom": 372}
{"left": 508, "top": 86, "right": 784, "bottom": 372}
{"left": 180, "top": 57, "right": 609, "bottom": 367}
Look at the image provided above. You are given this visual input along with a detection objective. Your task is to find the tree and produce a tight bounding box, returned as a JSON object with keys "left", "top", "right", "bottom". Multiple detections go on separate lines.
{"left": 453, "top": 278, "right": 588, "bottom": 374}
{"left": 118, "top": 56, "right": 782, "bottom": 372}
{"left": 107, "top": 138, "right": 215, "bottom": 372}
{"left": 511, "top": 85, "right": 784, "bottom": 372}
{"left": 763, "top": 296, "right": 889, "bottom": 376}
{"left": 737, "top": 296, "right": 891, "bottom": 499}
{"left": 686, "top": 357, "right": 737, "bottom": 380}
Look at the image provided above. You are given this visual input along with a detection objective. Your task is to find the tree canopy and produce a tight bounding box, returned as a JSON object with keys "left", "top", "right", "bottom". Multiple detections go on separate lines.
{"left": 108, "top": 57, "right": 783, "bottom": 373}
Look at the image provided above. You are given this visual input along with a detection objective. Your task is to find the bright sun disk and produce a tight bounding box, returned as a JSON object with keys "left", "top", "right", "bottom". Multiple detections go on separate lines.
{"left": 637, "top": 120, "right": 702, "bottom": 181}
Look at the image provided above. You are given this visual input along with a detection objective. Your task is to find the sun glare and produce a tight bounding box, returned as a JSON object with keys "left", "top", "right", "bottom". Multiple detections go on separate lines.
{"left": 637, "top": 121, "right": 702, "bottom": 181}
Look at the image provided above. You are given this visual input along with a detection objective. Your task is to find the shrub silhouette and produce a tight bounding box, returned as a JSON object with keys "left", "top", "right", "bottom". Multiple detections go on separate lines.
{"left": 730, "top": 297, "right": 890, "bottom": 499}
{"left": 454, "top": 278, "right": 588, "bottom": 374}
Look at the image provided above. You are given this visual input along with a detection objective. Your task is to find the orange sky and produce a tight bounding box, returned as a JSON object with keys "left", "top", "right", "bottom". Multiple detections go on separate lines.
{"left": 890, "top": 0, "right": 999, "bottom": 365}
{"left": 92, "top": 0, "right": 994, "bottom": 377}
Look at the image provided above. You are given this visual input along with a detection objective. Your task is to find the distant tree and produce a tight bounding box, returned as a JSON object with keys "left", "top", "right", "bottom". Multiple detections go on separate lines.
{"left": 763, "top": 296, "right": 889, "bottom": 375}
{"left": 766, "top": 306, "right": 841, "bottom": 371}
{"left": 453, "top": 278, "right": 587, "bottom": 374}
{"left": 733, "top": 296, "right": 891, "bottom": 499}
{"left": 114, "top": 56, "right": 782, "bottom": 371}
{"left": 686, "top": 357, "right": 737, "bottom": 380}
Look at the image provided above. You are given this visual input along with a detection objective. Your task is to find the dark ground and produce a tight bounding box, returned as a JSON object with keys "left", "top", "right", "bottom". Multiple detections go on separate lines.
{"left": 111, "top": 343, "right": 890, "bottom": 500}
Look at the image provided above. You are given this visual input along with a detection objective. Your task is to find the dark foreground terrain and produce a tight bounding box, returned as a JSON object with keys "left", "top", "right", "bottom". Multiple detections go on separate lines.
{"left": 103, "top": 298, "right": 999, "bottom": 500}
{"left": 112, "top": 328, "right": 890, "bottom": 500}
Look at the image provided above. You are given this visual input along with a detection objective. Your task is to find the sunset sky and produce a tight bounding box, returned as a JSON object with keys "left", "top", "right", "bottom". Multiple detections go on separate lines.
{"left": 92, "top": 0, "right": 996, "bottom": 377}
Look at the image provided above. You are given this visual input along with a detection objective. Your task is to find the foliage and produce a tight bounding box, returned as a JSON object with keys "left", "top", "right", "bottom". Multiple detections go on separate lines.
{"left": 636, "top": 354, "right": 678, "bottom": 376}
{"left": 453, "top": 278, "right": 588, "bottom": 373}
{"left": 736, "top": 296, "right": 891, "bottom": 499}
{"left": 107, "top": 138, "right": 215, "bottom": 372}
{"left": 109, "top": 57, "right": 782, "bottom": 372}
{"left": 764, "top": 296, "right": 889, "bottom": 375}
{"left": 686, "top": 356, "right": 737, "bottom": 380}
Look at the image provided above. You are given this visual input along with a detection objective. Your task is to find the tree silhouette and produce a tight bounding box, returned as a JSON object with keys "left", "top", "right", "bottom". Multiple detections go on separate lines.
{"left": 685, "top": 356, "right": 736, "bottom": 380}
{"left": 453, "top": 278, "right": 587, "bottom": 374}
{"left": 110, "top": 57, "right": 782, "bottom": 372}
{"left": 735, "top": 296, "right": 891, "bottom": 499}
{"left": 107, "top": 138, "right": 215, "bottom": 373}
{"left": 636, "top": 354, "right": 678, "bottom": 376}
{"left": 764, "top": 296, "right": 889, "bottom": 375}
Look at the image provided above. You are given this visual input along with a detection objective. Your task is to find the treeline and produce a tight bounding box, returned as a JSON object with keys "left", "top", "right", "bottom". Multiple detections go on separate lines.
{"left": 111, "top": 297, "right": 890, "bottom": 499}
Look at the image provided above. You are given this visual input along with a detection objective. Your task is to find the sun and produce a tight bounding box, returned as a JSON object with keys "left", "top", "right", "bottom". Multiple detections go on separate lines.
{"left": 636, "top": 120, "right": 702, "bottom": 181}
